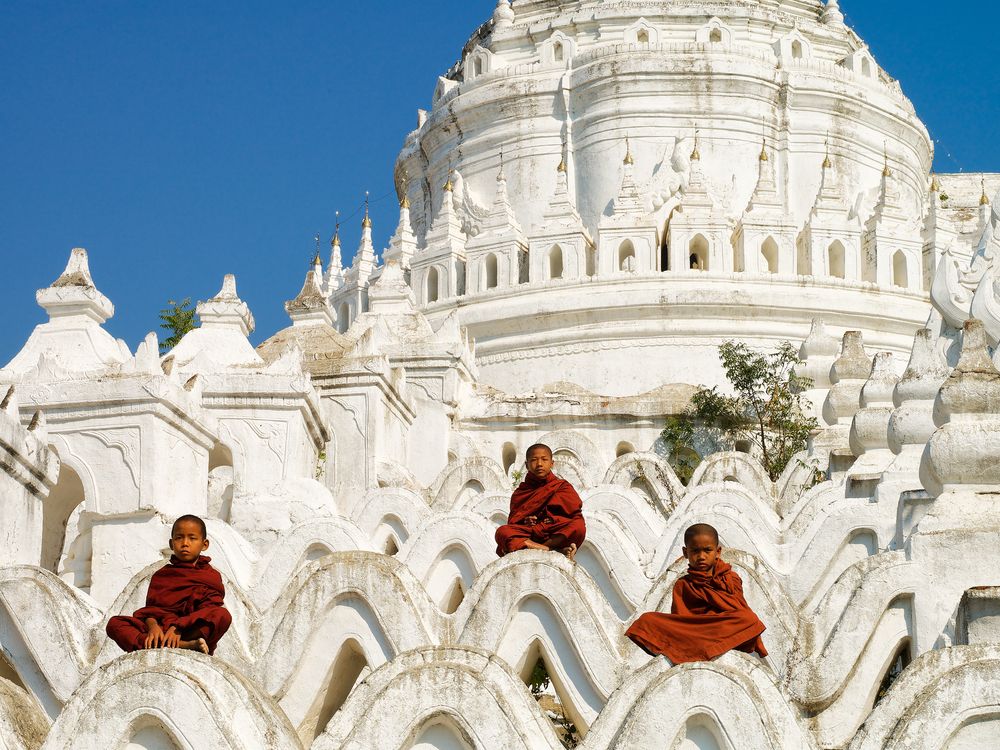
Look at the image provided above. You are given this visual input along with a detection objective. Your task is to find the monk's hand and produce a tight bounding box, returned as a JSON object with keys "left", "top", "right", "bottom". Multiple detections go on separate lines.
{"left": 144, "top": 620, "right": 165, "bottom": 649}
{"left": 162, "top": 626, "right": 181, "bottom": 649}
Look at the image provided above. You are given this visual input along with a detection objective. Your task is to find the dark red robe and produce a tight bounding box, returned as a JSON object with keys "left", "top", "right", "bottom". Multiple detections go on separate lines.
{"left": 495, "top": 471, "right": 586, "bottom": 556}
{"left": 626, "top": 560, "right": 767, "bottom": 663}
{"left": 106, "top": 555, "right": 232, "bottom": 655}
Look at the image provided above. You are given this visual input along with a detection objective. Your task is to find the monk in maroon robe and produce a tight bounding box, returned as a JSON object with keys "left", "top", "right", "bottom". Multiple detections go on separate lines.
{"left": 496, "top": 443, "right": 586, "bottom": 560}
{"left": 106, "top": 515, "right": 232, "bottom": 656}
{"left": 626, "top": 523, "right": 767, "bottom": 663}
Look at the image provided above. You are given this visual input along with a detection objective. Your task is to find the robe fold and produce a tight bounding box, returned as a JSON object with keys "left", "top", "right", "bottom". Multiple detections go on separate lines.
{"left": 106, "top": 555, "right": 232, "bottom": 655}
{"left": 625, "top": 560, "right": 767, "bottom": 663}
{"left": 495, "top": 471, "right": 586, "bottom": 556}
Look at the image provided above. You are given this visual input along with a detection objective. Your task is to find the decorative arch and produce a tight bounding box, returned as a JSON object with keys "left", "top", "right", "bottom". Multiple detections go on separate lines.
{"left": 697, "top": 17, "right": 734, "bottom": 45}
{"left": 42, "top": 650, "right": 303, "bottom": 750}
{"left": 465, "top": 47, "right": 493, "bottom": 80}
{"left": 625, "top": 18, "right": 659, "bottom": 46}
{"left": 539, "top": 30, "right": 576, "bottom": 65}
{"left": 313, "top": 647, "right": 557, "bottom": 750}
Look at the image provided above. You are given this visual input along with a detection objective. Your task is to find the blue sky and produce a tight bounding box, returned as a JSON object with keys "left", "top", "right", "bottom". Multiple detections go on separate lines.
{"left": 1, "top": 1, "right": 997, "bottom": 364}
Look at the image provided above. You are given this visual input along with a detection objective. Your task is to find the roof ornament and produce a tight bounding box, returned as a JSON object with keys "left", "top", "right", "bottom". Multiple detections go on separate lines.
{"left": 690, "top": 128, "right": 701, "bottom": 162}
{"left": 982, "top": 176, "right": 991, "bottom": 206}
{"left": 557, "top": 139, "right": 567, "bottom": 173}
{"left": 362, "top": 190, "right": 372, "bottom": 228}
{"left": 313, "top": 234, "right": 323, "bottom": 268}
{"left": 882, "top": 142, "right": 892, "bottom": 178}
{"left": 930, "top": 174, "right": 940, "bottom": 193}
{"left": 624, "top": 134, "right": 635, "bottom": 166}
{"left": 498, "top": 146, "right": 506, "bottom": 181}
{"left": 399, "top": 170, "right": 411, "bottom": 209}
{"left": 443, "top": 169, "right": 455, "bottom": 193}
{"left": 332, "top": 211, "right": 341, "bottom": 248}
{"left": 822, "top": 133, "right": 832, "bottom": 169}
{"left": 822, "top": 0, "right": 845, "bottom": 26}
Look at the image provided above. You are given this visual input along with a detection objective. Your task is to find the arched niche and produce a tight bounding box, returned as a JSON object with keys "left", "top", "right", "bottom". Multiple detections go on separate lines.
{"left": 501, "top": 442, "right": 518, "bottom": 474}
{"left": 892, "top": 250, "right": 908, "bottom": 288}
{"left": 42, "top": 460, "right": 85, "bottom": 574}
{"left": 618, "top": 239, "right": 636, "bottom": 271}
{"left": 337, "top": 302, "right": 350, "bottom": 333}
{"left": 689, "top": 234, "right": 709, "bottom": 271}
{"left": 761, "top": 237, "right": 779, "bottom": 273}
{"left": 828, "top": 241, "right": 846, "bottom": 279}
{"left": 427, "top": 266, "right": 440, "bottom": 303}
{"left": 410, "top": 716, "right": 476, "bottom": 750}
{"left": 548, "top": 245, "right": 564, "bottom": 280}
{"left": 485, "top": 253, "right": 499, "bottom": 289}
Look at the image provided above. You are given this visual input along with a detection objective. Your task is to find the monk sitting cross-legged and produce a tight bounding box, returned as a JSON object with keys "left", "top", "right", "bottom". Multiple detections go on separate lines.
{"left": 495, "top": 443, "right": 586, "bottom": 561}
{"left": 106, "top": 514, "right": 232, "bottom": 656}
{"left": 625, "top": 523, "right": 767, "bottom": 663}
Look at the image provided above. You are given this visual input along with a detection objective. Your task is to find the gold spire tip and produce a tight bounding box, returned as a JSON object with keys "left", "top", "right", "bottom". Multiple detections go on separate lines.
{"left": 982, "top": 178, "right": 991, "bottom": 206}
{"left": 362, "top": 191, "right": 372, "bottom": 228}
{"left": 759, "top": 138, "right": 768, "bottom": 162}
{"left": 443, "top": 170, "right": 454, "bottom": 192}
{"left": 624, "top": 135, "right": 635, "bottom": 166}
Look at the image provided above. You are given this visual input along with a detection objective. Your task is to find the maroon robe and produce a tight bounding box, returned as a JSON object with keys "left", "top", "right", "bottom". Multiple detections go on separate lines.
{"left": 495, "top": 471, "right": 586, "bottom": 556}
{"left": 106, "top": 555, "right": 232, "bottom": 655}
{"left": 626, "top": 560, "right": 767, "bottom": 663}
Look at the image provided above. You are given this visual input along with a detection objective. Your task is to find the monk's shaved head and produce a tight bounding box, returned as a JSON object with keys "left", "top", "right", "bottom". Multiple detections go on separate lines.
{"left": 525, "top": 443, "right": 553, "bottom": 460}
{"left": 172, "top": 514, "right": 207, "bottom": 538}
{"left": 684, "top": 523, "right": 719, "bottom": 545}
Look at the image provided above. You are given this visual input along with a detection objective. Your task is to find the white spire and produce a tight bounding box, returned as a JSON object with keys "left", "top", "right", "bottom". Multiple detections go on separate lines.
{"left": 822, "top": 0, "right": 845, "bottom": 26}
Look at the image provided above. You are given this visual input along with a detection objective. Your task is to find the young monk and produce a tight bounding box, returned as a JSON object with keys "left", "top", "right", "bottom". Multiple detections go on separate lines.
{"left": 106, "top": 514, "right": 232, "bottom": 656}
{"left": 495, "top": 443, "right": 586, "bottom": 560}
{"left": 625, "top": 523, "right": 767, "bottom": 663}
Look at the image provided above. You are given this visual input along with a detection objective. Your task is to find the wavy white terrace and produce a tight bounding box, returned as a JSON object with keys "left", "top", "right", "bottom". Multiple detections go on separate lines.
{"left": 2, "top": 1, "right": 1000, "bottom": 748}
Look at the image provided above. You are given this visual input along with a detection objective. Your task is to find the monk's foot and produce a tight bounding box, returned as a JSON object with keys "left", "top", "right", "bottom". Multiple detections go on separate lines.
{"left": 561, "top": 543, "right": 577, "bottom": 562}
{"left": 178, "top": 638, "right": 210, "bottom": 655}
{"left": 521, "top": 540, "right": 549, "bottom": 552}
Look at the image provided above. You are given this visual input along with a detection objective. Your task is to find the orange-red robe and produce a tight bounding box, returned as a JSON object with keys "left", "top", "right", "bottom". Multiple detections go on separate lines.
{"left": 495, "top": 471, "right": 586, "bottom": 556}
{"left": 625, "top": 560, "right": 767, "bottom": 663}
{"left": 106, "top": 555, "right": 232, "bottom": 655}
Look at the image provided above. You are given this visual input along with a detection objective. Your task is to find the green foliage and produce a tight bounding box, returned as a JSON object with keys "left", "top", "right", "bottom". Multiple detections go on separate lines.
{"left": 660, "top": 417, "right": 700, "bottom": 485}
{"left": 528, "top": 658, "right": 550, "bottom": 697}
{"left": 662, "top": 341, "right": 817, "bottom": 482}
{"left": 158, "top": 298, "right": 198, "bottom": 353}
{"left": 511, "top": 468, "right": 524, "bottom": 489}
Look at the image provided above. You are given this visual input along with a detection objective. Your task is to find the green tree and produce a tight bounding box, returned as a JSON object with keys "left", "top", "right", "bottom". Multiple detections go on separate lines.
{"left": 662, "top": 341, "right": 817, "bottom": 482}
{"left": 158, "top": 298, "right": 198, "bottom": 353}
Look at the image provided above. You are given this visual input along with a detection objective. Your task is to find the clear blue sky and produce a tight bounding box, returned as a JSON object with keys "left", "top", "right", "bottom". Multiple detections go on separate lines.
{"left": 1, "top": 1, "right": 997, "bottom": 364}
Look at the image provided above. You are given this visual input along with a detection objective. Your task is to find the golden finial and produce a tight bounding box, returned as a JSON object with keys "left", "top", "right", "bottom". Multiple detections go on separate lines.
{"left": 624, "top": 135, "right": 635, "bottom": 166}
{"left": 399, "top": 172, "right": 411, "bottom": 209}
{"left": 313, "top": 234, "right": 323, "bottom": 267}
{"left": 690, "top": 129, "right": 701, "bottom": 162}
{"left": 929, "top": 174, "right": 939, "bottom": 193}
{"left": 982, "top": 176, "right": 991, "bottom": 206}
{"left": 361, "top": 191, "right": 372, "bottom": 228}
{"left": 882, "top": 143, "right": 892, "bottom": 178}
{"left": 443, "top": 170, "right": 454, "bottom": 192}
{"left": 822, "top": 135, "right": 832, "bottom": 169}
{"left": 331, "top": 211, "right": 341, "bottom": 248}
{"left": 497, "top": 146, "right": 506, "bottom": 181}
{"left": 759, "top": 137, "right": 768, "bottom": 162}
